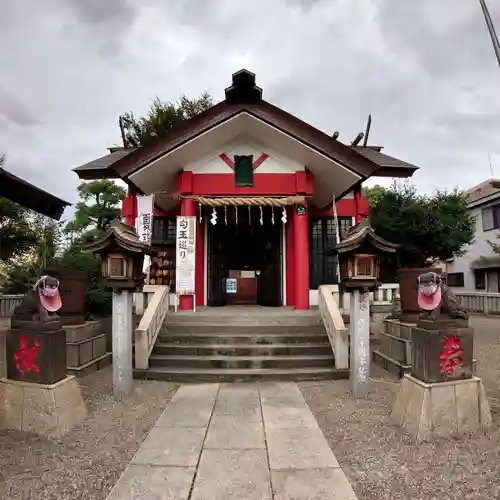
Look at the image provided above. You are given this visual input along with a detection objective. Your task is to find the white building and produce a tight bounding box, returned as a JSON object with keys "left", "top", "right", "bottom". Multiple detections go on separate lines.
{"left": 446, "top": 179, "right": 500, "bottom": 292}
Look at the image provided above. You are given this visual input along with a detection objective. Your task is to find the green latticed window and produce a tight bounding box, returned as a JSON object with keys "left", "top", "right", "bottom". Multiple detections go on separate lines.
{"left": 234, "top": 155, "right": 253, "bottom": 187}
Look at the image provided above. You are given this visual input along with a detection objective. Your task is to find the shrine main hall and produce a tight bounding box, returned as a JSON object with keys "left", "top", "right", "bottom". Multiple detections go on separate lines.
{"left": 74, "top": 69, "right": 417, "bottom": 311}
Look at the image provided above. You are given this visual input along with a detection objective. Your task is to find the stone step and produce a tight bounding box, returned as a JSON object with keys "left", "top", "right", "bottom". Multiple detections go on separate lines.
{"left": 165, "top": 314, "right": 322, "bottom": 326}
{"left": 149, "top": 354, "right": 334, "bottom": 370}
{"left": 153, "top": 342, "right": 332, "bottom": 356}
{"left": 133, "top": 366, "right": 348, "bottom": 382}
{"left": 159, "top": 332, "right": 329, "bottom": 345}
{"left": 161, "top": 322, "right": 326, "bottom": 335}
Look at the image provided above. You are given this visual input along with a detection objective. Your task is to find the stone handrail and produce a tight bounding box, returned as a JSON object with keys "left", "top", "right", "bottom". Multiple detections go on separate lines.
{"left": 327, "top": 283, "right": 399, "bottom": 312}
{"left": 0, "top": 294, "right": 24, "bottom": 317}
{"left": 318, "top": 285, "right": 349, "bottom": 369}
{"left": 455, "top": 291, "right": 500, "bottom": 315}
{"left": 134, "top": 285, "right": 169, "bottom": 370}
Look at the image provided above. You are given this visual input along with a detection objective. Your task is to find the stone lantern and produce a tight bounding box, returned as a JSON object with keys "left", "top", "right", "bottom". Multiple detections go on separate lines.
{"left": 329, "top": 219, "right": 400, "bottom": 397}
{"left": 85, "top": 220, "right": 155, "bottom": 399}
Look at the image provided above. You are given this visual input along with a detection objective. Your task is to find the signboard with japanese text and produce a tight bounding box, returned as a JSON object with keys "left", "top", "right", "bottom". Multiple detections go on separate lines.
{"left": 136, "top": 195, "right": 154, "bottom": 274}
{"left": 175, "top": 216, "right": 196, "bottom": 295}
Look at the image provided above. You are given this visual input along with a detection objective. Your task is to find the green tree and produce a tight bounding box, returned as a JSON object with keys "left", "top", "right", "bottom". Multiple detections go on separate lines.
{"left": 369, "top": 181, "right": 475, "bottom": 268}
{"left": 64, "top": 180, "right": 126, "bottom": 240}
{"left": 0, "top": 155, "right": 40, "bottom": 261}
{"left": 2, "top": 212, "right": 63, "bottom": 294}
{"left": 120, "top": 93, "right": 214, "bottom": 146}
{"left": 56, "top": 179, "right": 126, "bottom": 316}
{"left": 363, "top": 184, "right": 387, "bottom": 209}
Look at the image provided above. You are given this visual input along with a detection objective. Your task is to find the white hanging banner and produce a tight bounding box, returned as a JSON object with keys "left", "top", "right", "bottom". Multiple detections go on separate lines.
{"left": 136, "top": 195, "right": 155, "bottom": 244}
{"left": 135, "top": 195, "right": 155, "bottom": 274}
{"left": 175, "top": 216, "right": 196, "bottom": 295}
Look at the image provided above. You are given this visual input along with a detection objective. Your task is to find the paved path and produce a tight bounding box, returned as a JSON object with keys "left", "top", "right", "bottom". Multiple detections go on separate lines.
{"left": 106, "top": 382, "right": 357, "bottom": 499}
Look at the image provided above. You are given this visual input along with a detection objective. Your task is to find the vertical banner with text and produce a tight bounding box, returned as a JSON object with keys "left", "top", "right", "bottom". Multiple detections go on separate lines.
{"left": 135, "top": 195, "right": 155, "bottom": 274}
{"left": 175, "top": 216, "right": 196, "bottom": 295}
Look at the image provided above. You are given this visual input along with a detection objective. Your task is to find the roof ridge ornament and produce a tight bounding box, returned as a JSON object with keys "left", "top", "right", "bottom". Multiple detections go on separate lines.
{"left": 225, "top": 69, "right": 263, "bottom": 103}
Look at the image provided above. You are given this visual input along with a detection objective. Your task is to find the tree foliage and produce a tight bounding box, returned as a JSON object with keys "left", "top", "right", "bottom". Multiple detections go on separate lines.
{"left": 363, "top": 184, "right": 387, "bottom": 209}
{"left": 120, "top": 93, "right": 214, "bottom": 146}
{"left": 2, "top": 213, "right": 63, "bottom": 293}
{"left": 64, "top": 180, "right": 126, "bottom": 239}
{"left": 369, "top": 181, "right": 475, "bottom": 268}
{"left": 0, "top": 197, "right": 38, "bottom": 261}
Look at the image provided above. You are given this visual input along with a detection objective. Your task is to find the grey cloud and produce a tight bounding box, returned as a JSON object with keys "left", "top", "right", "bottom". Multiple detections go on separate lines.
{"left": 1, "top": 0, "right": 500, "bottom": 209}
{"left": 0, "top": 85, "right": 41, "bottom": 126}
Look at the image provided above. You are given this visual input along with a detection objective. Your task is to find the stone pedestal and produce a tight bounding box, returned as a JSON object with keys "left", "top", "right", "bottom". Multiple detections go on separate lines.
{"left": 391, "top": 374, "right": 492, "bottom": 441}
{"left": 411, "top": 322, "right": 473, "bottom": 383}
{"left": 7, "top": 324, "right": 66, "bottom": 385}
{"left": 0, "top": 375, "right": 87, "bottom": 439}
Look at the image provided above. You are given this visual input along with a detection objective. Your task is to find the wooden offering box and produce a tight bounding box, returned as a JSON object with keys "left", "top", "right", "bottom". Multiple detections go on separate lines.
{"left": 226, "top": 270, "right": 258, "bottom": 305}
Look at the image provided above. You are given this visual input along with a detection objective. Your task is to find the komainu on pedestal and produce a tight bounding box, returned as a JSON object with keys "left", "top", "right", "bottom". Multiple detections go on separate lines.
{"left": 1, "top": 275, "right": 87, "bottom": 438}
{"left": 390, "top": 271, "right": 491, "bottom": 441}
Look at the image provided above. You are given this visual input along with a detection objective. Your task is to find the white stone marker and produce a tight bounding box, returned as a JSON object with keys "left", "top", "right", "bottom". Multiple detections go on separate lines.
{"left": 112, "top": 289, "right": 133, "bottom": 399}
{"left": 350, "top": 289, "right": 370, "bottom": 398}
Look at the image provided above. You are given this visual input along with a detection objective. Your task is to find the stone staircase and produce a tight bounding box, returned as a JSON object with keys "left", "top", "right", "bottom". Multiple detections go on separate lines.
{"left": 133, "top": 308, "right": 349, "bottom": 382}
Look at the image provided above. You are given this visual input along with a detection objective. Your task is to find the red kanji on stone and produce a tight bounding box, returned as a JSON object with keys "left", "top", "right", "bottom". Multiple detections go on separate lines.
{"left": 439, "top": 335, "right": 464, "bottom": 377}
{"left": 14, "top": 336, "right": 41, "bottom": 374}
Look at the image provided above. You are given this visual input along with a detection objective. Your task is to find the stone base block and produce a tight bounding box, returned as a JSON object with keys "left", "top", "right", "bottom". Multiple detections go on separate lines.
{"left": 384, "top": 319, "right": 415, "bottom": 340}
{"left": 0, "top": 375, "right": 88, "bottom": 439}
{"left": 67, "top": 352, "right": 112, "bottom": 378}
{"left": 66, "top": 333, "right": 107, "bottom": 367}
{"left": 64, "top": 321, "right": 101, "bottom": 343}
{"left": 391, "top": 374, "right": 492, "bottom": 441}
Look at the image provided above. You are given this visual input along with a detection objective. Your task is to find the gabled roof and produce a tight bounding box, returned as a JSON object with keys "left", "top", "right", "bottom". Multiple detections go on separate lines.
{"left": 73, "top": 149, "right": 133, "bottom": 180}
{"left": 73, "top": 70, "right": 419, "bottom": 185}
{"left": 328, "top": 218, "right": 400, "bottom": 255}
{"left": 351, "top": 146, "right": 419, "bottom": 178}
{"left": 0, "top": 167, "right": 70, "bottom": 220}
{"left": 84, "top": 219, "right": 156, "bottom": 255}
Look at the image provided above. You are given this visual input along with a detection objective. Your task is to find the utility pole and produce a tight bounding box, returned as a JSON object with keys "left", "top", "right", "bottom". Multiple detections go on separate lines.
{"left": 479, "top": 0, "right": 500, "bottom": 69}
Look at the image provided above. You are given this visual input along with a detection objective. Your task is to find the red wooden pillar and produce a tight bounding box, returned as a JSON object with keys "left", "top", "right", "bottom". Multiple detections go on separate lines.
{"left": 293, "top": 204, "right": 310, "bottom": 310}
{"left": 195, "top": 217, "right": 204, "bottom": 306}
{"left": 179, "top": 198, "right": 196, "bottom": 311}
{"left": 354, "top": 185, "right": 362, "bottom": 224}
{"left": 286, "top": 206, "right": 295, "bottom": 306}
{"left": 122, "top": 187, "right": 137, "bottom": 227}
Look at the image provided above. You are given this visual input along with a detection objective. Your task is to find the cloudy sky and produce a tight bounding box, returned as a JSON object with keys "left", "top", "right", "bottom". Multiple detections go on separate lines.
{"left": 1, "top": 0, "right": 500, "bottom": 219}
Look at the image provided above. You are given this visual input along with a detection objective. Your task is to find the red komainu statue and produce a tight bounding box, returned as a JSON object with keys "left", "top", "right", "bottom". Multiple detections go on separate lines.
{"left": 417, "top": 271, "right": 469, "bottom": 321}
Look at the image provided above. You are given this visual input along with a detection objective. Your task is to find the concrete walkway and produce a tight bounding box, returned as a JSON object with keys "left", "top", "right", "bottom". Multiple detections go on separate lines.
{"left": 106, "top": 382, "right": 357, "bottom": 500}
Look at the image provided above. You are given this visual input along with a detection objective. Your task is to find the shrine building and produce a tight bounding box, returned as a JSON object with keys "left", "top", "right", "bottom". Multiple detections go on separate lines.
{"left": 74, "top": 69, "right": 418, "bottom": 311}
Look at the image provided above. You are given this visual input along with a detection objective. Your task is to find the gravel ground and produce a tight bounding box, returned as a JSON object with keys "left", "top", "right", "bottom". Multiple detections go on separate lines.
{"left": 0, "top": 367, "right": 178, "bottom": 500}
{"left": 300, "top": 315, "right": 500, "bottom": 500}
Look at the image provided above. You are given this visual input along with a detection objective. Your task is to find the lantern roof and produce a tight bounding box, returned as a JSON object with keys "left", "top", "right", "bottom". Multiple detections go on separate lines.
{"left": 329, "top": 219, "right": 400, "bottom": 255}
{"left": 84, "top": 219, "right": 156, "bottom": 255}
